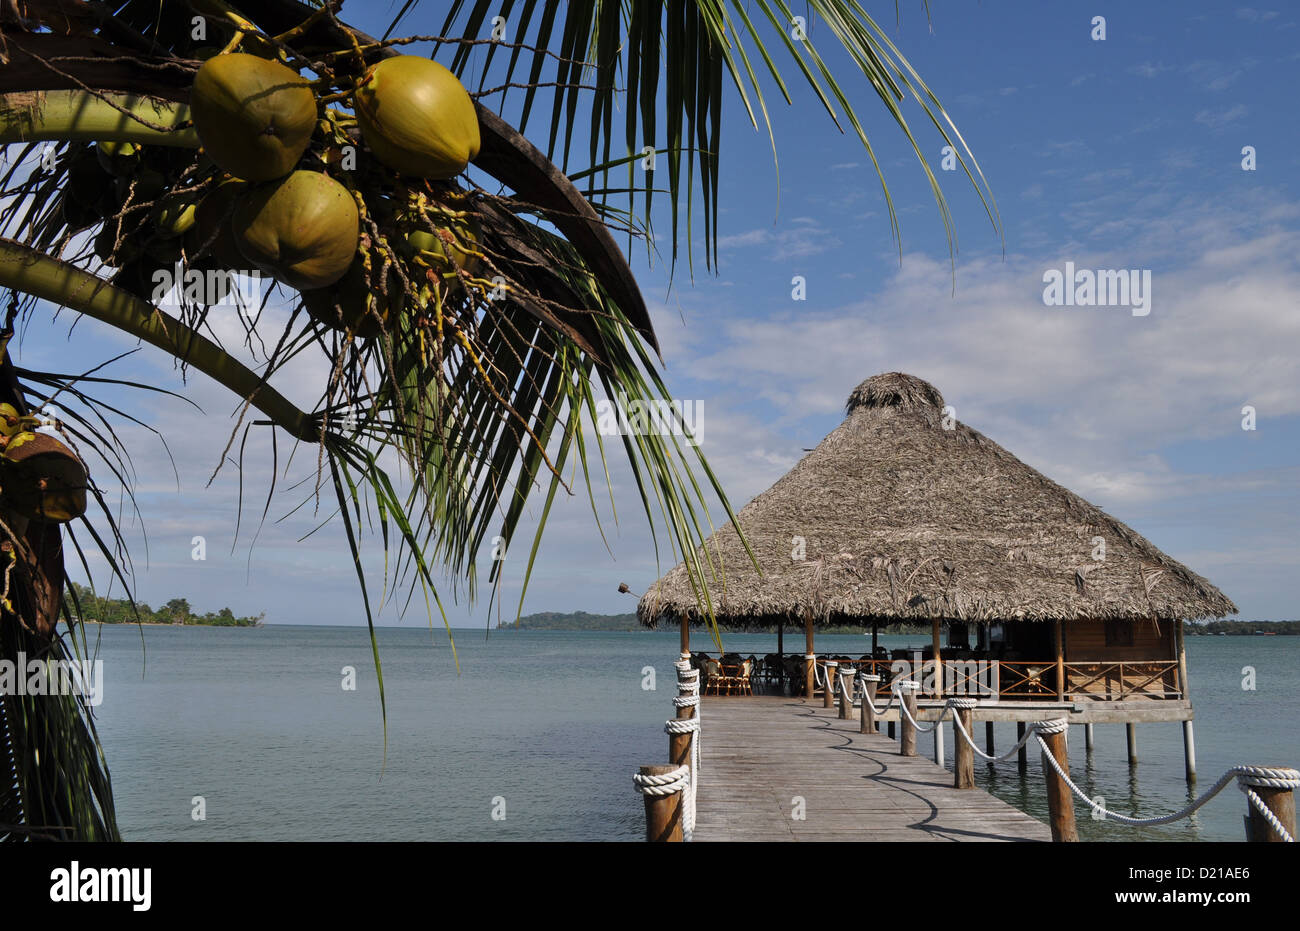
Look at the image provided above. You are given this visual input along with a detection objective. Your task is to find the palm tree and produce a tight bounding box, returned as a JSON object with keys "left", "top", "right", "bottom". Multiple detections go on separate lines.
{"left": 0, "top": 0, "right": 997, "bottom": 840}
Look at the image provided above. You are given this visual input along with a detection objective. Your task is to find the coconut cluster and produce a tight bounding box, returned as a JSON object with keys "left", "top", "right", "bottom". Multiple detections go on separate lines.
{"left": 81, "top": 49, "right": 486, "bottom": 338}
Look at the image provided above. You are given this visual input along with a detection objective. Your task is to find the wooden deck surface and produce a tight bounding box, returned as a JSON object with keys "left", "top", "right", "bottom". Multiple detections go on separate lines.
{"left": 693, "top": 695, "right": 1051, "bottom": 842}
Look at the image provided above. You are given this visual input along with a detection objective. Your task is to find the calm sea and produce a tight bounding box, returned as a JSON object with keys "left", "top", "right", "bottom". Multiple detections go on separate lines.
{"left": 81, "top": 625, "right": 1299, "bottom": 841}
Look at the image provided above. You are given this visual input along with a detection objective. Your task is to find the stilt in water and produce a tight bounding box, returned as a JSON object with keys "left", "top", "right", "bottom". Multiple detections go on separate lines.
{"left": 1126, "top": 723, "right": 1138, "bottom": 765}
{"left": 1085, "top": 723, "right": 1094, "bottom": 753}
{"left": 1182, "top": 720, "right": 1197, "bottom": 782}
{"left": 1016, "top": 721, "right": 1027, "bottom": 771}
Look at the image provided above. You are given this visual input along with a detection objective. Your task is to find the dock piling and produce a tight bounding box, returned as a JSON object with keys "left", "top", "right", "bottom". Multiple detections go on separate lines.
{"left": 1182, "top": 721, "right": 1196, "bottom": 783}
{"left": 1037, "top": 719, "right": 1079, "bottom": 842}
{"left": 950, "top": 699, "right": 976, "bottom": 789}
{"left": 838, "top": 666, "right": 854, "bottom": 719}
{"left": 1241, "top": 769, "right": 1297, "bottom": 842}
{"left": 1016, "top": 722, "right": 1027, "bottom": 771}
{"left": 899, "top": 682, "right": 919, "bottom": 757}
{"left": 1084, "top": 723, "right": 1094, "bottom": 753}
{"left": 635, "top": 765, "right": 686, "bottom": 842}
{"left": 860, "top": 674, "right": 880, "bottom": 734}
{"left": 985, "top": 721, "right": 995, "bottom": 760}
{"left": 822, "top": 660, "right": 838, "bottom": 709}
{"left": 1126, "top": 723, "right": 1138, "bottom": 765}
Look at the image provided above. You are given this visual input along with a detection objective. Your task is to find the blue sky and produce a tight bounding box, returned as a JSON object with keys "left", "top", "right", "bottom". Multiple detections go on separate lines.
{"left": 22, "top": 2, "right": 1298, "bottom": 626}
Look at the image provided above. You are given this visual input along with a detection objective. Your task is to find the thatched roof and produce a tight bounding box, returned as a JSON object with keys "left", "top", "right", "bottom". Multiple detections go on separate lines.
{"left": 638, "top": 373, "right": 1236, "bottom": 628}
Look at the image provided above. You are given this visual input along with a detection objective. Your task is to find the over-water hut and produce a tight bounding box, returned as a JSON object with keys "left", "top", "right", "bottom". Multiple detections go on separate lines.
{"left": 637, "top": 373, "right": 1235, "bottom": 775}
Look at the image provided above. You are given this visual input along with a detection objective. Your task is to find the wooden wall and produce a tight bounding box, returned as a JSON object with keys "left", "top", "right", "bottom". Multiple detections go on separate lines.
{"left": 1065, "top": 618, "right": 1173, "bottom": 661}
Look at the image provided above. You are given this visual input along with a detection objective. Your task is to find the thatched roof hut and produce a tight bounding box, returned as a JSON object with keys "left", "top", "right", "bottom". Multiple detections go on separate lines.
{"left": 638, "top": 373, "right": 1236, "bottom": 629}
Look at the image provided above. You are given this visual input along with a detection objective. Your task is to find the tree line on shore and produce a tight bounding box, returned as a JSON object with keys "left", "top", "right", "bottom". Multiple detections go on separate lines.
{"left": 68, "top": 583, "right": 263, "bottom": 627}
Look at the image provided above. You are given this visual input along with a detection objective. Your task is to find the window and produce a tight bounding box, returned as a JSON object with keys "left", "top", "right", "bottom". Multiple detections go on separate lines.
{"left": 1104, "top": 619, "right": 1133, "bottom": 647}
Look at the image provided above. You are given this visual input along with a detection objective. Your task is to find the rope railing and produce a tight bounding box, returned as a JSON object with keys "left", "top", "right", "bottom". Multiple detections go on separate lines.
{"left": 869, "top": 688, "right": 1298, "bottom": 842}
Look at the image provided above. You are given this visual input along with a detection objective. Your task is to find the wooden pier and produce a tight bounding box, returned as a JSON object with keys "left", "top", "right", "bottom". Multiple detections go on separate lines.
{"left": 692, "top": 695, "right": 1051, "bottom": 842}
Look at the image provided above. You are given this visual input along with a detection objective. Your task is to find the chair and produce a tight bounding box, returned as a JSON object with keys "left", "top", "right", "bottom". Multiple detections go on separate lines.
{"left": 703, "top": 657, "right": 723, "bottom": 695}
{"left": 736, "top": 658, "right": 754, "bottom": 696}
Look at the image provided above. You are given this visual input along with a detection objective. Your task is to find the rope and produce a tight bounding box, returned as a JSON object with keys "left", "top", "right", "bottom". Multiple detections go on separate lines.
{"left": 633, "top": 765, "right": 689, "bottom": 797}
{"left": 947, "top": 710, "right": 1046, "bottom": 763}
{"left": 1034, "top": 734, "right": 1298, "bottom": 839}
{"left": 893, "top": 681, "right": 943, "bottom": 733}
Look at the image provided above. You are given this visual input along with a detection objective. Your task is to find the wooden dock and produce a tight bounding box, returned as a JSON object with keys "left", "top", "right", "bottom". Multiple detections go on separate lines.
{"left": 693, "top": 695, "right": 1051, "bottom": 842}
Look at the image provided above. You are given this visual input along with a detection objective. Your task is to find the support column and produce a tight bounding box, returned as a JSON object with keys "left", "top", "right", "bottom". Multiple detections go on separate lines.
{"left": 934, "top": 720, "right": 945, "bottom": 768}
{"left": 1182, "top": 720, "right": 1197, "bottom": 782}
{"left": 804, "top": 611, "right": 815, "bottom": 700}
{"left": 931, "top": 618, "right": 943, "bottom": 699}
{"left": 1085, "top": 723, "right": 1095, "bottom": 753}
{"left": 985, "top": 721, "right": 995, "bottom": 758}
{"left": 1054, "top": 618, "right": 1065, "bottom": 702}
{"left": 679, "top": 613, "right": 690, "bottom": 661}
{"left": 1016, "top": 721, "right": 1027, "bottom": 771}
{"left": 1126, "top": 723, "right": 1138, "bottom": 765}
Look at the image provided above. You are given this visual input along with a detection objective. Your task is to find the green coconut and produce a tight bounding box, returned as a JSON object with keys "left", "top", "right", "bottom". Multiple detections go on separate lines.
{"left": 190, "top": 53, "right": 317, "bottom": 182}
{"left": 302, "top": 257, "right": 403, "bottom": 338}
{"left": 96, "top": 140, "right": 139, "bottom": 176}
{"left": 404, "top": 214, "right": 482, "bottom": 276}
{"left": 233, "top": 170, "right": 359, "bottom": 290}
{"left": 1, "top": 432, "right": 88, "bottom": 524}
{"left": 354, "top": 56, "right": 480, "bottom": 179}
{"left": 152, "top": 190, "right": 199, "bottom": 238}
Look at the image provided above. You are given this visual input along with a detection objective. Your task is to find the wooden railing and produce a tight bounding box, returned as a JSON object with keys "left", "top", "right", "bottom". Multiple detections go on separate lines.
{"left": 693, "top": 654, "right": 1184, "bottom": 701}
{"left": 1062, "top": 661, "right": 1181, "bottom": 700}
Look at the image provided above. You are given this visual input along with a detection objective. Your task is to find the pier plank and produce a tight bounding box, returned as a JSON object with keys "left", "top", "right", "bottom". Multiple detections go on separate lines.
{"left": 693, "top": 696, "right": 1050, "bottom": 842}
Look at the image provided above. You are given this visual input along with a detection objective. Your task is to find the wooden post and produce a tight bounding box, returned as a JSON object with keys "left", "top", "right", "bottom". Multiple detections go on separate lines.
{"left": 1016, "top": 721, "right": 1027, "bottom": 770}
{"left": 931, "top": 618, "right": 943, "bottom": 699}
{"left": 638, "top": 765, "right": 684, "bottom": 842}
{"left": 871, "top": 620, "right": 878, "bottom": 654}
{"left": 1037, "top": 722, "right": 1078, "bottom": 842}
{"left": 679, "top": 613, "right": 690, "bottom": 660}
{"left": 804, "top": 612, "right": 815, "bottom": 700}
{"left": 860, "top": 675, "right": 880, "bottom": 734}
{"left": 1085, "top": 723, "right": 1095, "bottom": 753}
{"left": 900, "top": 683, "right": 919, "bottom": 757}
{"left": 838, "top": 667, "right": 854, "bottom": 719}
{"left": 953, "top": 703, "right": 975, "bottom": 789}
{"left": 888, "top": 720, "right": 895, "bottom": 739}
{"left": 934, "top": 720, "right": 945, "bottom": 767}
{"left": 1054, "top": 618, "right": 1065, "bottom": 701}
{"left": 1174, "top": 618, "right": 1190, "bottom": 700}
{"left": 777, "top": 619, "right": 785, "bottom": 690}
{"left": 985, "top": 721, "right": 995, "bottom": 757}
{"left": 1126, "top": 723, "right": 1138, "bottom": 764}
{"left": 1245, "top": 778, "right": 1297, "bottom": 843}
{"left": 1182, "top": 721, "right": 1197, "bottom": 782}
{"left": 822, "top": 661, "right": 838, "bottom": 709}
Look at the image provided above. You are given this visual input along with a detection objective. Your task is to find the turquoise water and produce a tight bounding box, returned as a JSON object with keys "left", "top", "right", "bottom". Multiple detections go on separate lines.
{"left": 83, "top": 625, "right": 1298, "bottom": 841}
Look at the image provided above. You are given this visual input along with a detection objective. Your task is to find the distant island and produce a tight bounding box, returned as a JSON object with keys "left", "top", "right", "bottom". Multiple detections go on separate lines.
{"left": 505, "top": 612, "right": 1299, "bottom": 636}
{"left": 1184, "top": 619, "right": 1299, "bottom": 636}
{"left": 69, "top": 583, "right": 264, "bottom": 627}
{"left": 508, "top": 611, "right": 640, "bottom": 631}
